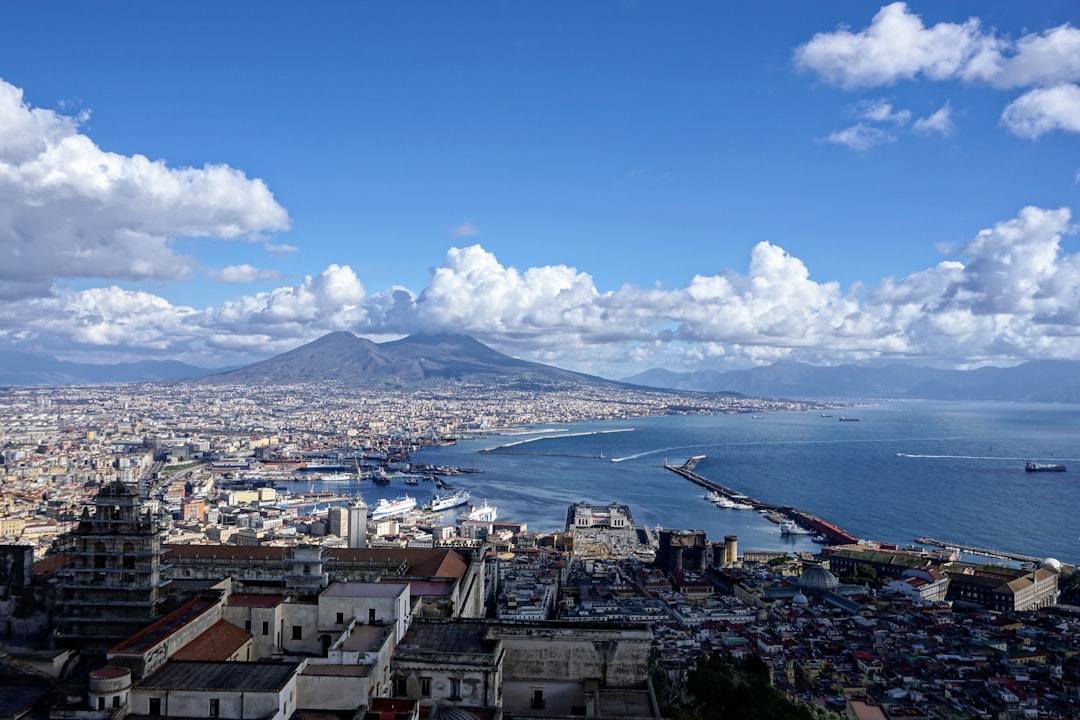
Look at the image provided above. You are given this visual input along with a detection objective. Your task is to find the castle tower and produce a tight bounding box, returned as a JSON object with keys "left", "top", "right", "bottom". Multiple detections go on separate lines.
{"left": 55, "top": 480, "right": 170, "bottom": 650}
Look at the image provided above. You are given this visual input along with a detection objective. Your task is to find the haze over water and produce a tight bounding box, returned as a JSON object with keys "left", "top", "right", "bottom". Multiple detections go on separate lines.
{"left": 299, "top": 401, "right": 1080, "bottom": 565}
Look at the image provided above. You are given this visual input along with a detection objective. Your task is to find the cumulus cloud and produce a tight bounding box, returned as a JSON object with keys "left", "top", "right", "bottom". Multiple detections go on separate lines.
{"left": 794, "top": 3, "right": 996, "bottom": 89}
{"left": 6, "top": 207, "right": 1080, "bottom": 375}
{"left": 0, "top": 77, "right": 290, "bottom": 297}
{"left": 1001, "top": 84, "right": 1080, "bottom": 139}
{"left": 210, "top": 264, "right": 284, "bottom": 284}
{"left": 796, "top": 5, "right": 1080, "bottom": 142}
{"left": 795, "top": 3, "right": 1080, "bottom": 90}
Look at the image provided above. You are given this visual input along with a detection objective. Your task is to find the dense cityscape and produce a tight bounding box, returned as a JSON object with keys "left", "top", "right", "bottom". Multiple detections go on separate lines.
{"left": 0, "top": 381, "right": 1078, "bottom": 720}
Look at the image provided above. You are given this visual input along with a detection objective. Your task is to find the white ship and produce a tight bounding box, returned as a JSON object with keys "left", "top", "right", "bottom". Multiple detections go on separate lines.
{"left": 427, "top": 489, "right": 471, "bottom": 512}
{"left": 465, "top": 500, "right": 497, "bottom": 523}
{"left": 779, "top": 520, "right": 813, "bottom": 535}
{"left": 369, "top": 494, "right": 417, "bottom": 520}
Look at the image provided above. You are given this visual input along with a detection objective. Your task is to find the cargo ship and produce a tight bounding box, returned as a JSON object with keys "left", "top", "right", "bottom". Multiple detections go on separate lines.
{"left": 1025, "top": 461, "right": 1066, "bottom": 472}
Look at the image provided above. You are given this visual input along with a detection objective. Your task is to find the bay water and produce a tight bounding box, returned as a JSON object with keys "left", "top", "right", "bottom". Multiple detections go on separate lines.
{"left": 292, "top": 401, "right": 1080, "bottom": 564}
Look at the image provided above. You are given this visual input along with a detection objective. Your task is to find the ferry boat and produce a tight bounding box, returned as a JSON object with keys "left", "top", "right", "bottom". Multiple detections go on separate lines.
{"left": 369, "top": 495, "right": 416, "bottom": 520}
{"left": 427, "top": 489, "right": 471, "bottom": 512}
{"left": 1025, "top": 461, "right": 1066, "bottom": 472}
{"left": 465, "top": 500, "right": 497, "bottom": 523}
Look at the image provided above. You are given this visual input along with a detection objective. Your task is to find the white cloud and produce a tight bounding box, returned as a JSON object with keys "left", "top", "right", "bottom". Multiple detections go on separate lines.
{"left": 796, "top": 3, "right": 1080, "bottom": 90}
{"left": 913, "top": 103, "right": 953, "bottom": 134}
{"left": 1001, "top": 84, "right": 1080, "bottom": 139}
{"left": 860, "top": 100, "right": 911, "bottom": 125}
{"left": 210, "top": 264, "right": 284, "bottom": 283}
{"left": 819, "top": 123, "right": 895, "bottom": 151}
{"left": 0, "top": 76, "right": 290, "bottom": 297}
{"left": 451, "top": 221, "right": 479, "bottom": 237}
{"left": 6, "top": 208, "right": 1080, "bottom": 375}
{"left": 794, "top": 3, "right": 994, "bottom": 89}
{"left": 265, "top": 242, "right": 299, "bottom": 255}
{"left": 412, "top": 245, "right": 606, "bottom": 335}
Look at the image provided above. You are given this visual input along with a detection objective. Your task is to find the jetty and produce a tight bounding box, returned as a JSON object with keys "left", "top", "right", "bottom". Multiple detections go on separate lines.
{"left": 664, "top": 457, "right": 859, "bottom": 546}
{"left": 915, "top": 537, "right": 1042, "bottom": 565}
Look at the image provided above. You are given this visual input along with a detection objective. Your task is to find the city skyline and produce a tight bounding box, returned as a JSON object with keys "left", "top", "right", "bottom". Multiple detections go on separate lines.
{"left": 2, "top": 2, "right": 1079, "bottom": 379}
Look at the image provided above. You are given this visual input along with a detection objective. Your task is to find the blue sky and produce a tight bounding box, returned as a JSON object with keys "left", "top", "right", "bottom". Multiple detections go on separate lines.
{"left": 1, "top": 2, "right": 1079, "bottom": 378}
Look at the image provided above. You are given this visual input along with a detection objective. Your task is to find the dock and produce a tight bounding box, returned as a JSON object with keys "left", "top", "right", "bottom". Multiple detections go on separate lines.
{"left": 915, "top": 537, "right": 1042, "bottom": 565}
{"left": 664, "top": 457, "right": 860, "bottom": 546}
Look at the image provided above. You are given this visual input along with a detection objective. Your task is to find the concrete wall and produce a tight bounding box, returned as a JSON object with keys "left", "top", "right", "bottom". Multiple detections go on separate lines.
{"left": 280, "top": 602, "right": 321, "bottom": 655}
{"left": 130, "top": 683, "right": 295, "bottom": 720}
{"left": 223, "top": 603, "right": 285, "bottom": 659}
{"left": 496, "top": 626, "right": 651, "bottom": 689}
{"left": 296, "top": 672, "right": 372, "bottom": 712}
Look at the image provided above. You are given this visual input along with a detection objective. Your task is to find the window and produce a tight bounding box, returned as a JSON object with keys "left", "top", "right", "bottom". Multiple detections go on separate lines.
{"left": 336, "top": 612, "right": 344, "bottom": 625}
{"left": 292, "top": 624, "right": 302, "bottom": 640}
{"left": 209, "top": 698, "right": 220, "bottom": 717}
{"left": 97, "top": 697, "right": 105, "bottom": 710}
{"left": 394, "top": 676, "right": 407, "bottom": 697}
{"left": 532, "top": 689, "right": 546, "bottom": 709}
{"left": 369, "top": 608, "right": 376, "bottom": 624}
{"left": 262, "top": 621, "right": 269, "bottom": 636}
{"left": 149, "top": 698, "right": 161, "bottom": 715}
{"left": 245, "top": 620, "right": 251, "bottom": 632}
{"left": 420, "top": 677, "right": 431, "bottom": 697}
{"left": 449, "top": 678, "right": 462, "bottom": 700}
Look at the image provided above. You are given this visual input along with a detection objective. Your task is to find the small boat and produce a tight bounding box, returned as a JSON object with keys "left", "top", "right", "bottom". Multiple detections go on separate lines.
{"left": 404, "top": 476, "right": 419, "bottom": 486}
{"left": 1026, "top": 461, "right": 1066, "bottom": 472}
{"left": 838, "top": 417, "right": 860, "bottom": 422}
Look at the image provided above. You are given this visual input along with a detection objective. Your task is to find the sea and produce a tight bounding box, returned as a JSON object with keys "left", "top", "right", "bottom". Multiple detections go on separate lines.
{"left": 281, "top": 400, "right": 1080, "bottom": 565}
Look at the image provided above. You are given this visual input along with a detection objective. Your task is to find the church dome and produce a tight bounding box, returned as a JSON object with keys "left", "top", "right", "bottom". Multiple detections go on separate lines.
{"left": 798, "top": 563, "right": 839, "bottom": 594}
{"left": 792, "top": 591, "right": 809, "bottom": 605}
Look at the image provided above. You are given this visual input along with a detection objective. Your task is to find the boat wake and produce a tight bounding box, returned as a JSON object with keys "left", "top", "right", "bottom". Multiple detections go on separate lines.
{"left": 610, "top": 444, "right": 699, "bottom": 463}
{"left": 483, "top": 428, "right": 634, "bottom": 453}
{"left": 897, "top": 452, "right": 1080, "bottom": 462}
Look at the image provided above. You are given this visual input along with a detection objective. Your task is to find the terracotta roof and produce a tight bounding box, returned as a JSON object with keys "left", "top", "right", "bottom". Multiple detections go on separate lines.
{"left": 172, "top": 620, "right": 252, "bottom": 661}
{"left": 164, "top": 545, "right": 286, "bottom": 561}
{"left": 109, "top": 598, "right": 219, "bottom": 655}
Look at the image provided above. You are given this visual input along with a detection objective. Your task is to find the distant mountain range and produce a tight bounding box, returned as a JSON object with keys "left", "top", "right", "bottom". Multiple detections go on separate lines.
{"left": 4, "top": 334, "right": 1079, "bottom": 402}
{"left": 197, "top": 332, "right": 631, "bottom": 391}
{"left": 0, "top": 350, "right": 221, "bottom": 386}
{"left": 622, "top": 359, "right": 1080, "bottom": 403}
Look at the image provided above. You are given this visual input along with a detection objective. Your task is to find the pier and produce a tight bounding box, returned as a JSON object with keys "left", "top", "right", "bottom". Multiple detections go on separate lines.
{"left": 664, "top": 457, "right": 859, "bottom": 546}
{"left": 915, "top": 537, "right": 1042, "bottom": 565}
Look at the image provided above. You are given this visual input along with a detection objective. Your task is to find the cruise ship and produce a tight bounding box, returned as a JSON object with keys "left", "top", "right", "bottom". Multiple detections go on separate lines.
{"left": 369, "top": 495, "right": 416, "bottom": 520}
{"left": 427, "top": 489, "right": 471, "bottom": 512}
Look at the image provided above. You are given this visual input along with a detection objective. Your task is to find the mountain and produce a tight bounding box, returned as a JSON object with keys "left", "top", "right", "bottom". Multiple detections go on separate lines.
{"left": 0, "top": 350, "right": 220, "bottom": 386}
{"left": 201, "top": 332, "right": 629, "bottom": 390}
{"left": 623, "top": 359, "right": 1080, "bottom": 402}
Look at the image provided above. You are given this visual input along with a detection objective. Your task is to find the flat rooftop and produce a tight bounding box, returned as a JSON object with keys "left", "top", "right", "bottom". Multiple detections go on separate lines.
{"left": 323, "top": 581, "right": 408, "bottom": 598}
{"left": 139, "top": 660, "right": 301, "bottom": 692}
